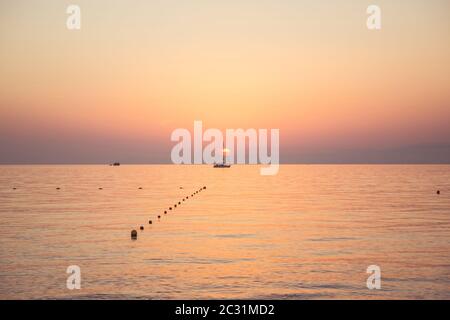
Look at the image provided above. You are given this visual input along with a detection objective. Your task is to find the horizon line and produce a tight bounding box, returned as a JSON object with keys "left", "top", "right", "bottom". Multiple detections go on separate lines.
{"left": 1, "top": 163, "right": 449, "bottom": 166}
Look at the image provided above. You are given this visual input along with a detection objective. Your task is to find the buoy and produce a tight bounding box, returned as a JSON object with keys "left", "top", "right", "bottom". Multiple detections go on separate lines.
{"left": 437, "top": 190, "right": 440, "bottom": 195}
{"left": 158, "top": 215, "right": 161, "bottom": 219}
{"left": 138, "top": 187, "right": 142, "bottom": 190}
{"left": 149, "top": 220, "right": 152, "bottom": 224}
{"left": 183, "top": 199, "right": 185, "bottom": 201}
{"left": 99, "top": 187, "right": 103, "bottom": 190}
{"left": 164, "top": 210, "right": 167, "bottom": 214}
{"left": 131, "top": 230, "right": 137, "bottom": 239}
{"left": 56, "top": 187, "right": 60, "bottom": 190}
{"left": 169, "top": 207, "right": 172, "bottom": 210}
{"left": 12, "top": 187, "right": 16, "bottom": 190}
{"left": 174, "top": 204, "right": 177, "bottom": 208}
{"left": 140, "top": 226, "right": 144, "bottom": 230}
{"left": 178, "top": 202, "right": 181, "bottom": 205}
{"left": 179, "top": 187, "right": 183, "bottom": 189}
{"left": 203, "top": 186, "right": 206, "bottom": 189}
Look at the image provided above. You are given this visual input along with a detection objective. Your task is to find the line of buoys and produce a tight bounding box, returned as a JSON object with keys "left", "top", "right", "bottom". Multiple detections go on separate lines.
{"left": 131, "top": 186, "right": 207, "bottom": 239}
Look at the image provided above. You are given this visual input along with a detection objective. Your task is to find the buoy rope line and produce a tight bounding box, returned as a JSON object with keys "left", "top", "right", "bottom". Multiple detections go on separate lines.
{"left": 131, "top": 186, "right": 207, "bottom": 240}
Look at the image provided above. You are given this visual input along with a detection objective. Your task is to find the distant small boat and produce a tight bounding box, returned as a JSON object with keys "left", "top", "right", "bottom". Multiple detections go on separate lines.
{"left": 213, "top": 144, "right": 231, "bottom": 168}
{"left": 213, "top": 163, "right": 231, "bottom": 168}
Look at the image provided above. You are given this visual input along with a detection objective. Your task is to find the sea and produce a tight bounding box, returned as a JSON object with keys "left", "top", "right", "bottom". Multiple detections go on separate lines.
{"left": 0, "top": 165, "right": 449, "bottom": 299}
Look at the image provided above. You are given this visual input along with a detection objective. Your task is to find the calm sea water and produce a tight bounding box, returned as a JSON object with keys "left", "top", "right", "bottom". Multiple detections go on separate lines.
{"left": 0, "top": 165, "right": 449, "bottom": 299}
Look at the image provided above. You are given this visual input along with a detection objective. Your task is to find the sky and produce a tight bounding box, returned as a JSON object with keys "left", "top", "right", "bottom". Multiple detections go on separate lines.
{"left": 0, "top": 0, "right": 449, "bottom": 164}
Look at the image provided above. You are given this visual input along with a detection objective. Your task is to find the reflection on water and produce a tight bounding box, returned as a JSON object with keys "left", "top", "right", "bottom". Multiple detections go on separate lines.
{"left": 0, "top": 165, "right": 449, "bottom": 299}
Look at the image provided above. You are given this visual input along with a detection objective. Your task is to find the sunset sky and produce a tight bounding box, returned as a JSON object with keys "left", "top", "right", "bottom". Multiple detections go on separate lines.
{"left": 1, "top": 0, "right": 449, "bottom": 163}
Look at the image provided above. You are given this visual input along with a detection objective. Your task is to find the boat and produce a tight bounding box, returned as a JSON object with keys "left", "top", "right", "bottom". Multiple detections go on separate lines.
{"left": 213, "top": 163, "right": 231, "bottom": 168}
{"left": 213, "top": 144, "right": 231, "bottom": 168}
{"left": 112, "top": 162, "right": 121, "bottom": 166}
